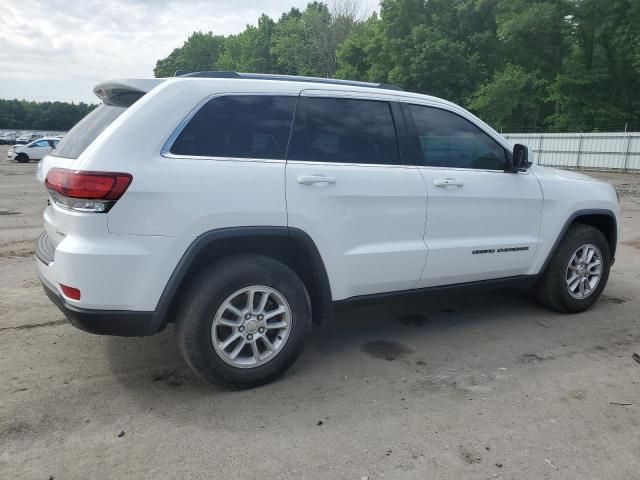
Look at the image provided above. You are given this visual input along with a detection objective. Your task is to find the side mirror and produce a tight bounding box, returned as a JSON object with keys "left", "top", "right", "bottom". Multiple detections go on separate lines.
{"left": 511, "top": 144, "right": 530, "bottom": 172}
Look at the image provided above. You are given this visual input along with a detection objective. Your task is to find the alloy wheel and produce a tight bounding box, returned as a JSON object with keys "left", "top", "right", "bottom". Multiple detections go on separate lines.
{"left": 565, "top": 243, "right": 603, "bottom": 300}
{"left": 211, "top": 286, "right": 292, "bottom": 368}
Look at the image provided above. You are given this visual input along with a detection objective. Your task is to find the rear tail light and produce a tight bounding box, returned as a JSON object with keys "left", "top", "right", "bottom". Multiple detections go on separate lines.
{"left": 45, "top": 168, "right": 132, "bottom": 213}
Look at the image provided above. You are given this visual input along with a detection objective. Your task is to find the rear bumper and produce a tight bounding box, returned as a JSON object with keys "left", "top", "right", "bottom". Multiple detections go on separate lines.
{"left": 39, "top": 272, "right": 155, "bottom": 337}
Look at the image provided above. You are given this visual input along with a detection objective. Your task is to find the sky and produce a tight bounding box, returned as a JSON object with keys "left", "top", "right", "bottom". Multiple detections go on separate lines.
{"left": 0, "top": 0, "right": 378, "bottom": 104}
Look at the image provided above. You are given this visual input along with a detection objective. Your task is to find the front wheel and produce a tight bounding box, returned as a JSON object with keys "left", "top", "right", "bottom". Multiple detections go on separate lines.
{"left": 15, "top": 153, "right": 29, "bottom": 163}
{"left": 176, "top": 254, "right": 312, "bottom": 389}
{"left": 536, "top": 224, "right": 611, "bottom": 313}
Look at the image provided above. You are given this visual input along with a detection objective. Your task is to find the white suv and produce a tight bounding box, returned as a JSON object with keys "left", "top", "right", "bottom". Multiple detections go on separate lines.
{"left": 8, "top": 137, "right": 60, "bottom": 162}
{"left": 36, "top": 72, "right": 620, "bottom": 388}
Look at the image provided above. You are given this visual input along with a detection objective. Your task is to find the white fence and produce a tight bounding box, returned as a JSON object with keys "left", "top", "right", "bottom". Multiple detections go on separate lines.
{"left": 503, "top": 132, "right": 640, "bottom": 172}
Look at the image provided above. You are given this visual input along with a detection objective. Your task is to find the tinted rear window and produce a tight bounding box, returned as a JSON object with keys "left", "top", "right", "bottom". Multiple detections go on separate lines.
{"left": 51, "top": 92, "right": 143, "bottom": 159}
{"left": 288, "top": 97, "right": 400, "bottom": 165}
{"left": 169, "top": 95, "right": 297, "bottom": 160}
{"left": 51, "top": 105, "right": 124, "bottom": 159}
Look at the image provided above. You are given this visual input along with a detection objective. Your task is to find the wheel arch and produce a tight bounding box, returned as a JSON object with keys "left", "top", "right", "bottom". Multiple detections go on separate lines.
{"left": 541, "top": 209, "right": 617, "bottom": 274}
{"left": 147, "top": 227, "right": 332, "bottom": 334}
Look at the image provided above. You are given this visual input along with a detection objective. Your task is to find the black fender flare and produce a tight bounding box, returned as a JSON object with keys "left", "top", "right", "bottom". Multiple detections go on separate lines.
{"left": 539, "top": 208, "right": 617, "bottom": 274}
{"left": 146, "top": 226, "right": 332, "bottom": 334}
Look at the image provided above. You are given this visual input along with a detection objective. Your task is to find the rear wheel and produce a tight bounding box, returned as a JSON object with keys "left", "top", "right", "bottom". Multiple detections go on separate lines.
{"left": 15, "top": 153, "right": 29, "bottom": 163}
{"left": 176, "top": 254, "right": 312, "bottom": 389}
{"left": 536, "top": 224, "right": 611, "bottom": 313}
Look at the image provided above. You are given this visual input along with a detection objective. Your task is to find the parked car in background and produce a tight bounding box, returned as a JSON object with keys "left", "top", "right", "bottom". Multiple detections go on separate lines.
{"left": 14, "top": 132, "right": 28, "bottom": 144}
{"left": 15, "top": 132, "right": 40, "bottom": 144}
{"left": 8, "top": 137, "right": 59, "bottom": 162}
{"left": 0, "top": 131, "right": 18, "bottom": 144}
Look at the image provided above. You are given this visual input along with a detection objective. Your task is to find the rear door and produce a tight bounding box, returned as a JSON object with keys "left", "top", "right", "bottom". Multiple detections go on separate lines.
{"left": 401, "top": 102, "right": 543, "bottom": 287}
{"left": 285, "top": 91, "right": 428, "bottom": 300}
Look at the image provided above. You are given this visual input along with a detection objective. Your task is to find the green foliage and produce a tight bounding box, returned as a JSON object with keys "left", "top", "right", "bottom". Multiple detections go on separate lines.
{"left": 335, "top": 13, "right": 380, "bottom": 80}
{"left": 219, "top": 15, "right": 279, "bottom": 73}
{"left": 154, "top": 32, "right": 226, "bottom": 77}
{"left": 470, "top": 65, "right": 548, "bottom": 130}
{"left": 270, "top": 2, "right": 358, "bottom": 77}
{"left": 496, "top": 0, "right": 571, "bottom": 78}
{"left": 142, "top": 0, "right": 640, "bottom": 132}
{"left": 0, "top": 99, "right": 95, "bottom": 131}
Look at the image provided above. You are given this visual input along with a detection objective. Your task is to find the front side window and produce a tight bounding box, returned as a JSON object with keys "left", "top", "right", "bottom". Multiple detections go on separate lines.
{"left": 32, "top": 140, "right": 49, "bottom": 148}
{"left": 288, "top": 97, "right": 400, "bottom": 165}
{"left": 408, "top": 105, "right": 507, "bottom": 170}
{"left": 169, "top": 95, "right": 297, "bottom": 160}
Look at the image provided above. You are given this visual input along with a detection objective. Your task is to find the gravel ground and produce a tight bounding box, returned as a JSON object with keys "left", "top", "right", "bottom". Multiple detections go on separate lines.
{"left": 1, "top": 146, "right": 639, "bottom": 480}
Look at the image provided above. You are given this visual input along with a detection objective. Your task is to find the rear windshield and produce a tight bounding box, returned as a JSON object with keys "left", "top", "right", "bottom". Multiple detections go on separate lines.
{"left": 51, "top": 92, "right": 143, "bottom": 159}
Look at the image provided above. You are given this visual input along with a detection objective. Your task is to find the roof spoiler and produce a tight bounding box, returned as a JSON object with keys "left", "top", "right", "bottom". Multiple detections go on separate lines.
{"left": 93, "top": 79, "right": 165, "bottom": 105}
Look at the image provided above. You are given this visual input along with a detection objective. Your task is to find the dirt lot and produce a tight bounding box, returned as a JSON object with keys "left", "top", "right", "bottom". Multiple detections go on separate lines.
{"left": 1, "top": 145, "right": 639, "bottom": 479}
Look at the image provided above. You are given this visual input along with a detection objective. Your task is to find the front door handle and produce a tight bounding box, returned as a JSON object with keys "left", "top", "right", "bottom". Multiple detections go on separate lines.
{"left": 297, "top": 175, "right": 336, "bottom": 185}
{"left": 434, "top": 178, "right": 464, "bottom": 187}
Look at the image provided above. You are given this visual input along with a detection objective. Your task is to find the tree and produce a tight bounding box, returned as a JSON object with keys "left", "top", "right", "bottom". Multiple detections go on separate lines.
{"left": 154, "top": 32, "right": 226, "bottom": 77}
{"left": 271, "top": 2, "right": 360, "bottom": 77}
{"left": 337, "top": 0, "right": 494, "bottom": 102}
{"left": 469, "top": 64, "right": 548, "bottom": 131}
{"left": 151, "top": 0, "right": 640, "bottom": 132}
{"left": 496, "top": 0, "right": 572, "bottom": 79}
{"left": 545, "top": 0, "right": 640, "bottom": 130}
{"left": 0, "top": 99, "right": 95, "bottom": 130}
{"left": 336, "top": 13, "right": 379, "bottom": 80}
{"left": 218, "top": 15, "right": 278, "bottom": 72}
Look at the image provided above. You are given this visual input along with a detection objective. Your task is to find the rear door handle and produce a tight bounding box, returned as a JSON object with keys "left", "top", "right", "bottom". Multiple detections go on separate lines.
{"left": 433, "top": 178, "right": 464, "bottom": 187}
{"left": 297, "top": 175, "right": 336, "bottom": 185}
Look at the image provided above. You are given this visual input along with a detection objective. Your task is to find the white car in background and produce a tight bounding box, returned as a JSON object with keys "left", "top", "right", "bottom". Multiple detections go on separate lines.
{"left": 0, "top": 131, "right": 18, "bottom": 144}
{"left": 8, "top": 137, "right": 60, "bottom": 163}
{"left": 15, "top": 132, "right": 40, "bottom": 144}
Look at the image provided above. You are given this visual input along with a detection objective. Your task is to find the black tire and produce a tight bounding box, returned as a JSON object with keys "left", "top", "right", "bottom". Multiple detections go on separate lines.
{"left": 536, "top": 224, "right": 611, "bottom": 313}
{"left": 15, "top": 153, "right": 29, "bottom": 163}
{"left": 176, "top": 254, "right": 312, "bottom": 389}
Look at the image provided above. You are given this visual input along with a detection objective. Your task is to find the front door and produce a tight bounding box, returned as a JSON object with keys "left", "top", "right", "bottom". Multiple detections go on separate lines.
{"left": 401, "top": 102, "right": 544, "bottom": 287}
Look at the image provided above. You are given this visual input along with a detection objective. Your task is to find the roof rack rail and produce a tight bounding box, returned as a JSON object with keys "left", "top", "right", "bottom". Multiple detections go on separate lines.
{"left": 173, "top": 70, "right": 403, "bottom": 91}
